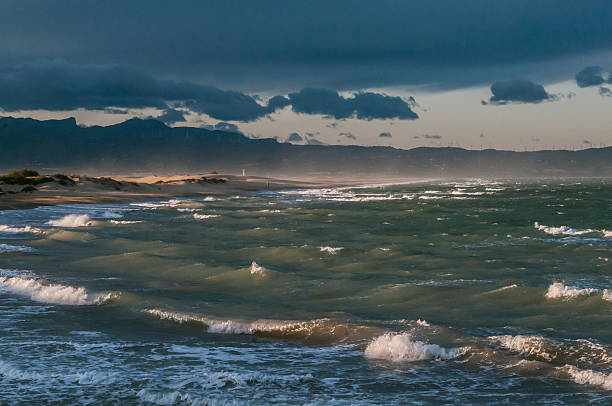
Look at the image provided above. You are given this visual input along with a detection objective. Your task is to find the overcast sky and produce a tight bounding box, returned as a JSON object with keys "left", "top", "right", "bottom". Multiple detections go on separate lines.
{"left": 2, "top": 0, "right": 612, "bottom": 150}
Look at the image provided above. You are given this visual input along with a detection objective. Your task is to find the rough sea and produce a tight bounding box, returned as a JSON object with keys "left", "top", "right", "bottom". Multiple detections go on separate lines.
{"left": 1, "top": 179, "right": 611, "bottom": 405}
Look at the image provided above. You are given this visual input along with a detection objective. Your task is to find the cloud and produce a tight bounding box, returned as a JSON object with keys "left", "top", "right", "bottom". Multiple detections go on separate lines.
{"left": 285, "top": 88, "right": 418, "bottom": 120}
{"left": 423, "top": 134, "right": 442, "bottom": 139}
{"left": 156, "top": 108, "right": 185, "bottom": 125}
{"left": 287, "top": 132, "right": 303, "bottom": 143}
{"left": 0, "top": 60, "right": 424, "bottom": 123}
{"left": 338, "top": 132, "right": 357, "bottom": 140}
{"left": 575, "top": 66, "right": 608, "bottom": 87}
{"left": 485, "top": 78, "right": 552, "bottom": 104}
{"left": 378, "top": 132, "right": 392, "bottom": 138}
{"left": 0, "top": 60, "right": 278, "bottom": 121}
{"left": 3, "top": 2, "right": 612, "bottom": 90}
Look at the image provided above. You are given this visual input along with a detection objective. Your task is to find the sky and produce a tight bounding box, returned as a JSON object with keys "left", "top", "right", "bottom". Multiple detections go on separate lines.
{"left": 1, "top": 0, "right": 612, "bottom": 150}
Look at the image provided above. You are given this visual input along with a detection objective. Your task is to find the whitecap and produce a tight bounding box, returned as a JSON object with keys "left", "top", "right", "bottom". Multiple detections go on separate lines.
{"left": 0, "top": 225, "right": 43, "bottom": 234}
{"left": 109, "top": 220, "right": 143, "bottom": 225}
{"left": 364, "top": 333, "right": 466, "bottom": 362}
{"left": 193, "top": 213, "right": 219, "bottom": 220}
{"left": 0, "top": 273, "right": 117, "bottom": 305}
{"left": 46, "top": 214, "right": 91, "bottom": 227}
{"left": 0, "top": 243, "right": 34, "bottom": 253}
{"left": 249, "top": 261, "right": 266, "bottom": 276}
{"left": 545, "top": 282, "right": 598, "bottom": 300}
{"left": 534, "top": 222, "right": 595, "bottom": 236}
{"left": 561, "top": 365, "right": 612, "bottom": 390}
{"left": 319, "top": 246, "right": 344, "bottom": 254}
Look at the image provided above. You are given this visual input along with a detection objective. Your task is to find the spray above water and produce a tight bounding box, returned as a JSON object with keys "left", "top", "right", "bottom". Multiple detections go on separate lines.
{"left": 46, "top": 214, "right": 91, "bottom": 228}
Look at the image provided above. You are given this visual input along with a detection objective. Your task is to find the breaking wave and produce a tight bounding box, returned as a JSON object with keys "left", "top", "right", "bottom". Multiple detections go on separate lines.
{"left": 193, "top": 213, "right": 219, "bottom": 220}
{"left": 545, "top": 282, "right": 598, "bottom": 300}
{"left": 534, "top": 222, "right": 610, "bottom": 238}
{"left": 561, "top": 365, "right": 612, "bottom": 390}
{"left": 46, "top": 214, "right": 91, "bottom": 228}
{"left": 0, "top": 272, "right": 118, "bottom": 305}
{"left": 249, "top": 261, "right": 266, "bottom": 276}
{"left": 364, "top": 333, "right": 466, "bottom": 362}
{"left": 319, "top": 246, "right": 344, "bottom": 254}
{"left": 109, "top": 220, "right": 142, "bottom": 225}
{"left": 0, "top": 225, "right": 43, "bottom": 234}
{"left": 0, "top": 243, "right": 34, "bottom": 253}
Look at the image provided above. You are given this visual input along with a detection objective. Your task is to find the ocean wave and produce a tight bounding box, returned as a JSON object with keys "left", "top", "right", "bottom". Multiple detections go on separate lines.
{"left": 319, "top": 246, "right": 344, "bottom": 254}
{"left": 0, "top": 243, "right": 34, "bottom": 253}
{"left": 0, "top": 225, "right": 43, "bottom": 234}
{"left": 0, "top": 273, "right": 118, "bottom": 305}
{"left": 489, "top": 334, "right": 612, "bottom": 366}
{"left": 101, "top": 211, "right": 122, "bottom": 219}
{"left": 534, "top": 222, "right": 610, "bottom": 238}
{"left": 545, "top": 282, "right": 598, "bottom": 300}
{"left": 193, "top": 213, "right": 219, "bottom": 220}
{"left": 364, "top": 333, "right": 467, "bottom": 362}
{"left": 143, "top": 309, "right": 379, "bottom": 344}
{"left": 46, "top": 214, "right": 91, "bottom": 228}
{"left": 131, "top": 199, "right": 184, "bottom": 209}
{"left": 249, "top": 261, "right": 266, "bottom": 276}
{"left": 561, "top": 365, "right": 612, "bottom": 390}
{"left": 109, "top": 220, "right": 143, "bottom": 225}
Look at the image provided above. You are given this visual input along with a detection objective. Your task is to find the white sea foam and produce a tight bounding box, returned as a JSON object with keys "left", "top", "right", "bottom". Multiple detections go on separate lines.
{"left": 143, "top": 309, "right": 316, "bottom": 336}
{"left": 0, "top": 225, "right": 43, "bottom": 234}
{"left": 250, "top": 261, "right": 266, "bottom": 276}
{"left": 109, "top": 220, "right": 142, "bottom": 225}
{"left": 193, "top": 213, "right": 219, "bottom": 220}
{"left": 319, "top": 246, "right": 344, "bottom": 254}
{"left": 0, "top": 243, "right": 34, "bottom": 253}
{"left": 562, "top": 365, "right": 612, "bottom": 390}
{"left": 602, "top": 289, "right": 612, "bottom": 302}
{"left": 545, "top": 282, "right": 598, "bottom": 300}
{"left": 534, "top": 222, "right": 600, "bottom": 236}
{"left": 0, "top": 273, "right": 117, "bottom": 305}
{"left": 46, "top": 214, "right": 91, "bottom": 227}
{"left": 131, "top": 199, "right": 184, "bottom": 209}
{"left": 489, "top": 335, "right": 552, "bottom": 361}
{"left": 101, "top": 211, "right": 122, "bottom": 219}
{"left": 485, "top": 284, "right": 518, "bottom": 294}
{"left": 364, "top": 333, "right": 466, "bottom": 362}
{"left": 603, "top": 230, "right": 612, "bottom": 238}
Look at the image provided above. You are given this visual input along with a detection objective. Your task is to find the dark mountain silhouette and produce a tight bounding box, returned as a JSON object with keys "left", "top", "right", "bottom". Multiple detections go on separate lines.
{"left": 1, "top": 116, "right": 611, "bottom": 178}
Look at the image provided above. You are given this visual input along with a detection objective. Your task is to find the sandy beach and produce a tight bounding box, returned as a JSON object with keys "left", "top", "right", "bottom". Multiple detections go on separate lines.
{"left": 0, "top": 172, "right": 335, "bottom": 210}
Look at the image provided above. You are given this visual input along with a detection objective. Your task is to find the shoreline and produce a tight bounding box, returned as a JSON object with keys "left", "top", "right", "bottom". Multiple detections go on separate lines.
{"left": 0, "top": 173, "right": 344, "bottom": 211}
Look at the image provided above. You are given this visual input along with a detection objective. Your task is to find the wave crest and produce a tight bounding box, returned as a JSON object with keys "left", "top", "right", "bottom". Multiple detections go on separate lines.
{"left": 364, "top": 333, "right": 466, "bottom": 362}
{"left": 545, "top": 282, "right": 598, "bottom": 300}
{"left": 0, "top": 273, "right": 117, "bottom": 305}
{"left": 46, "top": 214, "right": 91, "bottom": 228}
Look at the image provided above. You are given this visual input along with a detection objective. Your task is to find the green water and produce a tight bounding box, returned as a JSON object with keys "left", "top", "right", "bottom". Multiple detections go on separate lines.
{"left": 1, "top": 179, "right": 611, "bottom": 404}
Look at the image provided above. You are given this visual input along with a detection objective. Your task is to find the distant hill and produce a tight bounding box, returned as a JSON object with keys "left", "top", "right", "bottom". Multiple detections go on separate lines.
{"left": 1, "top": 116, "right": 611, "bottom": 178}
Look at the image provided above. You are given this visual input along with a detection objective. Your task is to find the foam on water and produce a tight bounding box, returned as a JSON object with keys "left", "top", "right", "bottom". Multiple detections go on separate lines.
{"left": 46, "top": 214, "right": 91, "bottom": 228}
{"left": 193, "top": 213, "right": 220, "bottom": 220}
{"left": 545, "top": 282, "right": 599, "bottom": 300}
{"left": 109, "top": 220, "right": 143, "bottom": 225}
{"left": 0, "top": 243, "right": 34, "bottom": 253}
{"left": 364, "top": 333, "right": 466, "bottom": 362}
{"left": 0, "top": 272, "right": 117, "bottom": 305}
{"left": 533, "top": 222, "right": 611, "bottom": 237}
{"left": 0, "top": 225, "right": 43, "bottom": 234}
{"left": 562, "top": 365, "right": 612, "bottom": 390}
{"left": 249, "top": 261, "right": 266, "bottom": 276}
{"left": 319, "top": 246, "right": 344, "bottom": 254}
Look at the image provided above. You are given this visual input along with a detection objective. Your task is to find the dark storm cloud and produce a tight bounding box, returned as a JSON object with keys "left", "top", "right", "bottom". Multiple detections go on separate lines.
{"left": 485, "top": 78, "right": 552, "bottom": 105}
{"left": 379, "top": 132, "right": 392, "bottom": 138}
{"left": 0, "top": 60, "right": 275, "bottom": 121}
{"left": 0, "top": 60, "right": 419, "bottom": 122}
{"left": 156, "top": 108, "right": 186, "bottom": 125}
{"left": 575, "top": 66, "right": 608, "bottom": 87}
{"left": 285, "top": 88, "right": 418, "bottom": 120}
{"left": 3, "top": 1, "right": 612, "bottom": 90}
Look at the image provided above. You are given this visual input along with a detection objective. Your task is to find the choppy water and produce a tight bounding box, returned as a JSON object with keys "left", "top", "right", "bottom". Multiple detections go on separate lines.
{"left": 1, "top": 179, "right": 611, "bottom": 405}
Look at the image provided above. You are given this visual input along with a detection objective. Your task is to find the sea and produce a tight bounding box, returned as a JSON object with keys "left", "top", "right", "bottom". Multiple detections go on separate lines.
{"left": 1, "top": 179, "right": 611, "bottom": 405}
